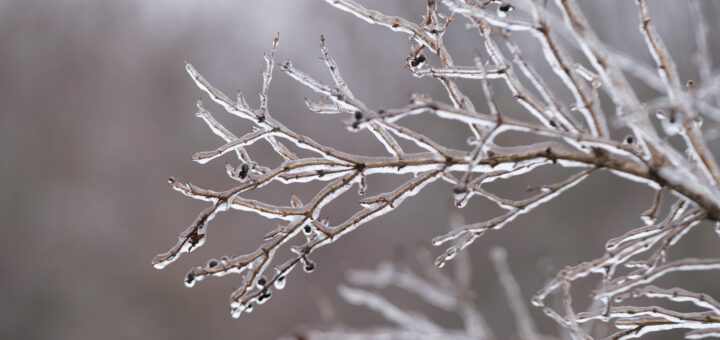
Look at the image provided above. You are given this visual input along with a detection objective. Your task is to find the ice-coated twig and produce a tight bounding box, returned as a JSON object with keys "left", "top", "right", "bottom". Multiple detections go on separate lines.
{"left": 593, "top": 258, "right": 720, "bottom": 299}
{"left": 433, "top": 167, "right": 593, "bottom": 267}
{"left": 686, "top": 328, "right": 720, "bottom": 340}
{"left": 156, "top": 1, "right": 720, "bottom": 338}
{"left": 613, "top": 285, "right": 720, "bottom": 316}
{"left": 635, "top": 0, "right": 720, "bottom": 185}
{"left": 640, "top": 187, "right": 664, "bottom": 225}
{"left": 579, "top": 307, "right": 720, "bottom": 340}
{"left": 532, "top": 201, "right": 712, "bottom": 338}
{"left": 412, "top": 64, "right": 507, "bottom": 80}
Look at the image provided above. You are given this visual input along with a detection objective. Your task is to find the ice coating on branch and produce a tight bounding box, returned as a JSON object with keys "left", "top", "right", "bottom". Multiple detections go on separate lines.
{"left": 435, "top": 168, "right": 592, "bottom": 267}
{"left": 152, "top": 201, "right": 228, "bottom": 269}
{"left": 605, "top": 225, "right": 663, "bottom": 250}
{"left": 156, "top": 2, "right": 720, "bottom": 335}
{"left": 686, "top": 329, "right": 720, "bottom": 339}
{"left": 614, "top": 286, "right": 720, "bottom": 315}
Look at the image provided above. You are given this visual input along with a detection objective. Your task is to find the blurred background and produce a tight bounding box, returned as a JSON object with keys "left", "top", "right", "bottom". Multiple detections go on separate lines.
{"left": 2, "top": 0, "right": 719, "bottom": 339}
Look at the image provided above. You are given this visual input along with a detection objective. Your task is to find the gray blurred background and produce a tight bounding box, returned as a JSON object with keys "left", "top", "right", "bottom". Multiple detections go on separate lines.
{"left": 2, "top": 0, "right": 719, "bottom": 339}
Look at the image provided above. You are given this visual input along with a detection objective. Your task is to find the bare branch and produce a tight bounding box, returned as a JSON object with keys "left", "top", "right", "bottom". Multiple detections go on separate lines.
{"left": 156, "top": 3, "right": 720, "bottom": 339}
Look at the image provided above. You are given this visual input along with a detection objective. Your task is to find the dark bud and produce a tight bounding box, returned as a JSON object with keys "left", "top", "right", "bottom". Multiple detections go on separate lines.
{"left": 624, "top": 135, "right": 635, "bottom": 144}
{"left": 185, "top": 272, "right": 195, "bottom": 284}
{"left": 239, "top": 163, "right": 249, "bottom": 179}
{"left": 378, "top": 109, "right": 386, "bottom": 115}
{"left": 410, "top": 54, "right": 426, "bottom": 67}
{"left": 257, "top": 277, "right": 267, "bottom": 286}
{"left": 207, "top": 259, "right": 218, "bottom": 268}
{"left": 499, "top": 4, "right": 513, "bottom": 12}
{"left": 354, "top": 110, "right": 363, "bottom": 120}
{"left": 304, "top": 260, "right": 316, "bottom": 273}
{"left": 258, "top": 290, "right": 272, "bottom": 303}
{"left": 303, "top": 225, "right": 312, "bottom": 235}
{"left": 687, "top": 80, "right": 695, "bottom": 90}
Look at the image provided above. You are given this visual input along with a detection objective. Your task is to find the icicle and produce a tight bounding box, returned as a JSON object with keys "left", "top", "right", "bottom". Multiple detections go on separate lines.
{"left": 358, "top": 174, "right": 367, "bottom": 195}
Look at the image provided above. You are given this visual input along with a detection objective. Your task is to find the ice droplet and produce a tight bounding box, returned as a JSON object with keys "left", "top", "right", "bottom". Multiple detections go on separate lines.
{"left": 274, "top": 276, "right": 287, "bottom": 290}
{"left": 303, "top": 259, "right": 316, "bottom": 273}
{"left": 497, "top": 3, "right": 514, "bottom": 18}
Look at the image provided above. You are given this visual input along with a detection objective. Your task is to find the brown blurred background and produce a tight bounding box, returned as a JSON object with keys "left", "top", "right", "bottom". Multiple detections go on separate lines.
{"left": 1, "top": 0, "right": 719, "bottom": 339}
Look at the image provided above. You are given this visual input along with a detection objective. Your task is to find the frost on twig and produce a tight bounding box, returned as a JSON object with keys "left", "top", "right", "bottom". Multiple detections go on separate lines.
{"left": 156, "top": 0, "right": 720, "bottom": 338}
